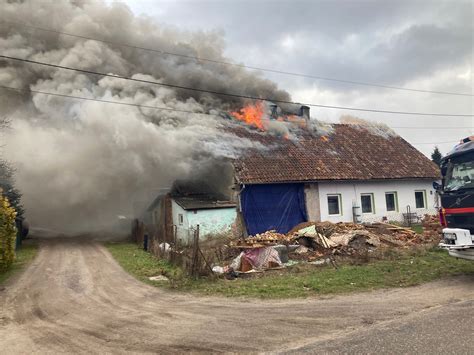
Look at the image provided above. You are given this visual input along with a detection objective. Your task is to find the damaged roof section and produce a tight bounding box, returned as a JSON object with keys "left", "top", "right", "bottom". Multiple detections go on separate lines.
{"left": 171, "top": 180, "right": 235, "bottom": 210}
{"left": 173, "top": 197, "right": 236, "bottom": 210}
{"left": 232, "top": 124, "right": 441, "bottom": 184}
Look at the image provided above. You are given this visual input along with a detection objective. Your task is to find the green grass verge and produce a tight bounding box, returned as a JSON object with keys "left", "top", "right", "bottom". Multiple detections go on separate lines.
{"left": 106, "top": 242, "right": 474, "bottom": 299}
{"left": 106, "top": 242, "right": 183, "bottom": 285}
{"left": 0, "top": 244, "right": 38, "bottom": 285}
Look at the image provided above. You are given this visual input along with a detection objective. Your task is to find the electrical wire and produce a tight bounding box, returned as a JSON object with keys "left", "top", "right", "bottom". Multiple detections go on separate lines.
{"left": 2, "top": 19, "right": 473, "bottom": 97}
{"left": 412, "top": 140, "right": 459, "bottom": 145}
{"left": 0, "top": 84, "right": 468, "bottom": 147}
{"left": 1, "top": 54, "right": 473, "bottom": 117}
{"left": 0, "top": 85, "right": 211, "bottom": 116}
{"left": 391, "top": 127, "right": 472, "bottom": 130}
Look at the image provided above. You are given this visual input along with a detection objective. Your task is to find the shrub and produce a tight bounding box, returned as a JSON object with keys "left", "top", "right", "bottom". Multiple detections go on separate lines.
{"left": 0, "top": 194, "right": 17, "bottom": 271}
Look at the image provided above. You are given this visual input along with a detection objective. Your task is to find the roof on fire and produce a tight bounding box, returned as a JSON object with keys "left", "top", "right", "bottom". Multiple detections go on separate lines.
{"left": 232, "top": 124, "right": 441, "bottom": 184}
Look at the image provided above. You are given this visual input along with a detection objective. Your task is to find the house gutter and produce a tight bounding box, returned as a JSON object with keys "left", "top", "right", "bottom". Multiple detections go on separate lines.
{"left": 236, "top": 177, "right": 440, "bottom": 185}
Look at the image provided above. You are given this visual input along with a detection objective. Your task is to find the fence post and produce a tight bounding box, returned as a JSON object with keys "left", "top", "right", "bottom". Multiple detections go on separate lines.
{"left": 191, "top": 225, "right": 200, "bottom": 277}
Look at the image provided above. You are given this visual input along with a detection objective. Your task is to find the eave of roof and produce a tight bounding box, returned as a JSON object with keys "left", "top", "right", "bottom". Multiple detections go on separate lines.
{"left": 235, "top": 176, "right": 439, "bottom": 185}
{"left": 173, "top": 197, "right": 236, "bottom": 210}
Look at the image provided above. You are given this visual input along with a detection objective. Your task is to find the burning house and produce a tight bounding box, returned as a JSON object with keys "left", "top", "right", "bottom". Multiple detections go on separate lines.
{"left": 231, "top": 104, "right": 441, "bottom": 235}
{"left": 144, "top": 102, "right": 440, "bottom": 242}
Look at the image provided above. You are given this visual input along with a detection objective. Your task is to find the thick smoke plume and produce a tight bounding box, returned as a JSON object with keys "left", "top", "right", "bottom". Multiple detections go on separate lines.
{"left": 0, "top": 0, "right": 290, "bottom": 233}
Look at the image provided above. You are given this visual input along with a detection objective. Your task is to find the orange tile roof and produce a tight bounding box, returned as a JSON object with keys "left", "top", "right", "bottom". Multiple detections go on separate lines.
{"left": 232, "top": 124, "right": 441, "bottom": 184}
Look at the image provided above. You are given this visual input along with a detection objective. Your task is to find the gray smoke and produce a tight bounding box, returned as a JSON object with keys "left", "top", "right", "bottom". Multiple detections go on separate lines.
{"left": 0, "top": 0, "right": 290, "bottom": 233}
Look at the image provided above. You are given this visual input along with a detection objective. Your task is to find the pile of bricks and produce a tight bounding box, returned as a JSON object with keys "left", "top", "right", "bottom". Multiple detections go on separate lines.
{"left": 422, "top": 214, "right": 442, "bottom": 243}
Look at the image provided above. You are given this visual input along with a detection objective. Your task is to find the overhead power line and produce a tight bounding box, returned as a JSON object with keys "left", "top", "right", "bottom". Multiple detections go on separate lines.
{"left": 0, "top": 84, "right": 466, "bottom": 147}
{"left": 413, "top": 140, "right": 459, "bottom": 145}
{"left": 392, "top": 127, "right": 472, "bottom": 130}
{"left": 1, "top": 54, "right": 474, "bottom": 117}
{"left": 0, "top": 84, "right": 471, "bottom": 144}
{"left": 3, "top": 19, "right": 473, "bottom": 97}
{"left": 0, "top": 85, "right": 211, "bottom": 116}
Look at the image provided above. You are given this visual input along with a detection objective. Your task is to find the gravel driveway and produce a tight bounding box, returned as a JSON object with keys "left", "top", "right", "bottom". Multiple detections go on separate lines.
{"left": 1, "top": 237, "right": 473, "bottom": 353}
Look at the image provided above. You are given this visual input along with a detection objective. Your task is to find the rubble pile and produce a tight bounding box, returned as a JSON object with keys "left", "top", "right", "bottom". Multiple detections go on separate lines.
{"left": 215, "top": 219, "right": 439, "bottom": 276}
{"left": 289, "top": 224, "right": 381, "bottom": 258}
{"left": 230, "top": 230, "right": 294, "bottom": 248}
{"left": 288, "top": 220, "right": 435, "bottom": 259}
{"left": 365, "top": 222, "right": 425, "bottom": 246}
{"left": 289, "top": 221, "right": 362, "bottom": 237}
{"left": 422, "top": 214, "right": 442, "bottom": 242}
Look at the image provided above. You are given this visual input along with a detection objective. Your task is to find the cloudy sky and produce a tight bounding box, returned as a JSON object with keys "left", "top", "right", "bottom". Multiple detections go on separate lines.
{"left": 119, "top": 0, "right": 473, "bottom": 156}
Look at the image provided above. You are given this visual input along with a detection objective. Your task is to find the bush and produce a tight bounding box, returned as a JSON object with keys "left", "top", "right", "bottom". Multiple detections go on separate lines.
{"left": 0, "top": 194, "right": 17, "bottom": 271}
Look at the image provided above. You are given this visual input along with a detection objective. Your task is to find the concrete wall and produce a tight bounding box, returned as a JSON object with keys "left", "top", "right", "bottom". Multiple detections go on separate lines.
{"left": 171, "top": 200, "right": 190, "bottom": 243}
{"left": 186, "top": 207, "right": 236, "bottom": 238}
{"left": 304, "top": 183, "right": 321, "bottom": 222}
{"left": 317, "top": 180, "right": 437, "bottom": 223}
{"left": 171, "top": 200, "right": 236, "bottom": 243}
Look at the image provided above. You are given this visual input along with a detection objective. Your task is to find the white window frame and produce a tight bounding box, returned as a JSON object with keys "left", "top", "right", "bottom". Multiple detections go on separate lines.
{"left": 178, "top": 213, "right": 184, "bottom": 225}
{"left": 385, "top": 191, "right": 398, "bottom": 212}
{"left": 327, "top": 194, "right": 342, "bottom": 216}
{"left": 415, "top": 190, "right": 427, "bottom": 209}
{"left": 361, "top": 193, "right": 375, "bottom": 214}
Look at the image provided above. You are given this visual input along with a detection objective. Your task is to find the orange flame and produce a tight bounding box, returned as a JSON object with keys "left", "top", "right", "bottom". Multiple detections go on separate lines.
{"left": 231, "top": 102, "right": 266, "bottom": 130}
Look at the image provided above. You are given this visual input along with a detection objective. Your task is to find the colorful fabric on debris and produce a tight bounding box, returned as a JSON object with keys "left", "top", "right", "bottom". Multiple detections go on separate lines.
{"left": 241, "top": 183, "right": 308, "bottom": 235}
{"left": 242, "top": 247, "right": 282, "bottom": 270}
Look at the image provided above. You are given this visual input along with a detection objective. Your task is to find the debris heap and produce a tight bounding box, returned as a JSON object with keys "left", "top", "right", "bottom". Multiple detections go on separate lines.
{"left": 230, "top": 230, "right": 294, "bottom": 248}
{"left": 365, "top": 222, "right": 424, "bottom": 246}
{"left": 290, "top": 224, "right": 381, "bottom": 258}
{"left": 217, "top": 219, "right": 439, "bottom": 275}
{"left": 422, "top": 214, "right": 442, "bottom": 242}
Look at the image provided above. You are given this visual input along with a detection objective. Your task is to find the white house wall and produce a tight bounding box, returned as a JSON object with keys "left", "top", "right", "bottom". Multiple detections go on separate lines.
{"left": 317, "top": 180, "right": 437, "bottom": 223}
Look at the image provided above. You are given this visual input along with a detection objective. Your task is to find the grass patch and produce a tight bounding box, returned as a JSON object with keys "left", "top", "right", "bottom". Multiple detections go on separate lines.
{"left": 106, "top": 242, "right": 183, "bottom": 285}
{"left": 0, "top": 243, "right": 38, "bottom": 285}
{"left": 106, "top": 242, "right": 474, "bottom": 299}
{"left": 411, "top": 224, "right": 424, "bottom": 234}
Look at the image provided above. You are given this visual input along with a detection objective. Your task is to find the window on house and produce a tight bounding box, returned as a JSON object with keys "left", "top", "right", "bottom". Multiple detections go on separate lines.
{"left": 361, "top": 193, "right": 374, "bottom": 214}
{"left": 327, "top": 194, "right": 341, "bottom": 215}
{"left": 178, "top": 214, "right": 184, "bottom": 225}
{"left": 415, "top": 190, "right": 426, "bottom": 209}
{"left": 385, "top": 192, "right": 398, "bottom": 212}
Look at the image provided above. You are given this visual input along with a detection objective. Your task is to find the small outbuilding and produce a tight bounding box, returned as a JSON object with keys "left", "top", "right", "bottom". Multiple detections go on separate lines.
{"left": 145, "top": 181, "right": 236, "bottom": 245}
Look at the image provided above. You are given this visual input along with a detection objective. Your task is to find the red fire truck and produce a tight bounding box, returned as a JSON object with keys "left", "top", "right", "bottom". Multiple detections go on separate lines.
{"left": 437, "top": 138, "right": 474, "bottom": 260}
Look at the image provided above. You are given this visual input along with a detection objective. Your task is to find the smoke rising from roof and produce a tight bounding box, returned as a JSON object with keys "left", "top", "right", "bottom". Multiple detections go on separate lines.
{"left": 339, "top": 115, "right": 398, "bottom": 138}
{"left": 0, "top": 0, "right": 290, "bottom": 233}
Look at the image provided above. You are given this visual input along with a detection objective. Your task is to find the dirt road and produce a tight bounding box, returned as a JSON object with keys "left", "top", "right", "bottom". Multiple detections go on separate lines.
{"left": 1, "top": 238, "right": 473, "bottom": 353}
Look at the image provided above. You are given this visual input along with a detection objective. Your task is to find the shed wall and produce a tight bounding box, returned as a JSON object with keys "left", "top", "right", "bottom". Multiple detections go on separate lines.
{"left": 171, "top": 200, "right": 190, "bottom": 242}
{"left": 186, "top": 208, "right": 236, "bottom": 238}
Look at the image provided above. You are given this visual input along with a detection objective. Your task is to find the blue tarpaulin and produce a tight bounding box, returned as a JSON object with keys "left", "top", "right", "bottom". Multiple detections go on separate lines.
{"left": 241, "top": 183, "right": 308, "bottom": 235}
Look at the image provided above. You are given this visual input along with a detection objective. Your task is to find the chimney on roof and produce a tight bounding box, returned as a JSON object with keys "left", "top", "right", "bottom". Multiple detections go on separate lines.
{"left": 270, "top": 104, "right": 278, "bottom": 120}
{"left": 300, "top": 105, "right": 310, "bottom": 120}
